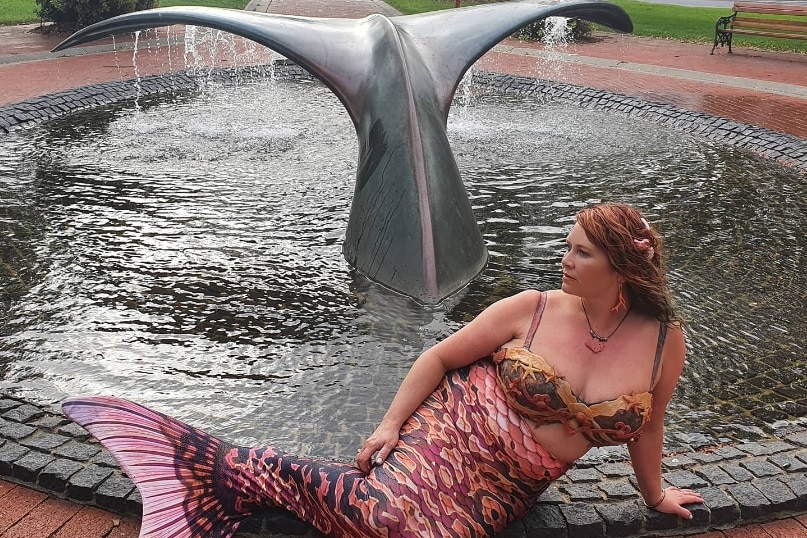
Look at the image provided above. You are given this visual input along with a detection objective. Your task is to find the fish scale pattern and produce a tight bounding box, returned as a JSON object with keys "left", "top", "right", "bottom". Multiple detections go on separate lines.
{"left": 63, "top": 360, "right": 568, "bottom": 538}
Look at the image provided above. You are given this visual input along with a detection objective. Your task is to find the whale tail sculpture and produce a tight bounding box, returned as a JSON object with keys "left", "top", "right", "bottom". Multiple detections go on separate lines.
{"left": 54, "top": 1, "right": 632, "bottom": 303}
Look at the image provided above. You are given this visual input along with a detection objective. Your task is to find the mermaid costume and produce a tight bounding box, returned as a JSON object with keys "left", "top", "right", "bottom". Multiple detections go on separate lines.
{"left": 63, "top": 292, "right": 667, "bottom": 537}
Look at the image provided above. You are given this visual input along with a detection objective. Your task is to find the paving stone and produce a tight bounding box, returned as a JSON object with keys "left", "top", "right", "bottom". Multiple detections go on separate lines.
{"left": 67, "top": 464, "right": 115, "bottom": 502}
{"left": 20, "top": 432, "right": 71, "bottom": 452}
{"left": 737, "top": 442, "right": 777, "bottom": 456}
{"left": 126, "top": 487, "right": 143, "bottom": 516}
{"left": 785, "top": 430, "right": 807, "bottom": 447}
{"left": 38, "top": 458, "right": 84, "bottom": 493}
{"left": 0, "top": 420, "right": 36, "bottom": 440}
{"left": 57, "top": 422, "right": 90, "bottom": 439}
{"left": 0, "top": 399, "right": 22, "bottom": 412}
{"left": 560, "top": 484, "right": 602, "bottom": 502}
{"left": 720, "top": 462, "right": 755, "bottom": 482}
{"left": 564, "top": 468, "right": 599, "bottom": 482}
{"left": 95, "top": 475, "right": 136, "bottom": 514}
{"left": 725, "top": 482, "right": 771, "bottom": 519}
{"left": 768, "top": 453, "right": 807, "bottom": 472}
{"left": 643, "top": 506, "right": 680, "bottom": 532}
{"left": 681, "top": 500, "right": 711, "bottom": 529}
{"left": 31, "top": 415, "right": 70, "bottom": 429}
{"left": 741, "top": 459, "right": 783, "bottom": 478}
{"left": 695, "top": 464, "right": 736, "bottom": 486}
{"left": 2, "top": 403, "right": 44, "bottom": 422}
{"left": 662, "top": 470, "right": 708, "bottom": 489}
{"left": 537, "top": 485, "right": 565, "bottom": 504}
{"left": 597, "top": 479, "right": 637, "bottom": 500}
{"left": 691, "top": 452, "right": 722, "bottom": 464}
{"left": 524, "top": 504, "right": 567, "bottom": 537}
{"left": 777, "top": 473, "right": 807, "bottom": 510}
{"left": 93, "top": 450, "right": 121, "bottom": 468}
{"left": 699, "top": 486, "right": 740, "bottom": 526}
{"left": 595, "top": 463, "right": 632, "bottom": 477}
{"left": 0, "top": 442, "right": 30, "bottom": 475}
{"left": 54, "top": 440, "right": 102, "bottom": 461}
{"left": 594, "top": 501, "right": 642, "bottom": 537}
{"left": 11, "top": 451, "right": 55, "bottom": 482}
{"left": 50, "top": 504, "right": 119, "bottom": 538}
{"left": 662, "top": 454, "right": 696, "bottom": 468}
{"left": 758, "top": 441, "right": 796, "bottom": 454}
{"left": 558, "top": 502, "right": 603, "bottom": 538}
{"left": 753, "top": 476, "right": 800, "bottom": 512}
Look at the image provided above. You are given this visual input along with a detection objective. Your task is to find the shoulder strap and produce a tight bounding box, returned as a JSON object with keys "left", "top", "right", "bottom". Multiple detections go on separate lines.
{"left": 523, "top": 291, "right": 547, "bottom": 350}
{"left": 649, "top": 323, "right": 668, "bottom": 391}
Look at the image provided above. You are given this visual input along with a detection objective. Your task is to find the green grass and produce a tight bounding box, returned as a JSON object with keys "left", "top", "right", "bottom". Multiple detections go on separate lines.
{"left": 2, "top": 0, "right": 805, "bottom": 53}
{"left": 0, "top": 0, "right": 38, "bottom": 24}
{"left": 0, "top": 0, "right": 248, "bottom": 25}
{"left": 609, "top": 0, "right": 807, "bottom": 53}
{"left": 382, "top": 0, "right": 496, "bottom": 15}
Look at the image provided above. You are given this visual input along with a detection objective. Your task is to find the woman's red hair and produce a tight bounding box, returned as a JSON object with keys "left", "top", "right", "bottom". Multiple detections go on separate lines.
{"left": 576, "top": 204, "right": 681, "bottom": 323}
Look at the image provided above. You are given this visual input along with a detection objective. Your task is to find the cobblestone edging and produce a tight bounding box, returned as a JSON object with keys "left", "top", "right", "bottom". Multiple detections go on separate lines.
{"left": 1, "top": 393, "right": 806, "bottom": 537}
{"left": 0, "top": 67, "right": 806, "bottom": 536}
{"left": 0, "top": 62, "right": 312, "bottom": 136}
{"left": 469, "top": 72, "right": 807, "bottom": 175}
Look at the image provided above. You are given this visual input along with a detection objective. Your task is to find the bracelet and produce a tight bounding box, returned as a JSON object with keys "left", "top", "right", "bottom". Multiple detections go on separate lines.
{"left": 644, "top": 489, "right": 666, "bottom": 509}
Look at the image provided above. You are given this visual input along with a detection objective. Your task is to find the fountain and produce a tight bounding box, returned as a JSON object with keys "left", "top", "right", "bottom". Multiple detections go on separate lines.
{"left": 51, "top": 1, "right": 632, "bottom": 304}
{"left": 0, "top": 75, "right": 803, "bottom": 454}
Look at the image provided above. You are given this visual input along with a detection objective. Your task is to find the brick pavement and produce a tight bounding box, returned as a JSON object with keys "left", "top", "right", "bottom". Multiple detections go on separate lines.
{"left": 0, "top": 0, "right": 806, "bottom": 537}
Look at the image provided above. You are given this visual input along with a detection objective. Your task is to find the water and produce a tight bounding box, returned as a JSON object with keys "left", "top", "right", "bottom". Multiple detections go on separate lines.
{"left": 0, "top": 78, "right": 803, "bottom": 457}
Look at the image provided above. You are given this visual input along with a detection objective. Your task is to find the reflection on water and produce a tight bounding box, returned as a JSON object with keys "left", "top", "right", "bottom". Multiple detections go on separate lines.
{"left": 0, "top": 79, "right": 803, "bottom": 454}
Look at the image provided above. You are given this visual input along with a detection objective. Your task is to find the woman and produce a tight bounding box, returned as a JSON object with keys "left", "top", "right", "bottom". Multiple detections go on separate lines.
{"left": 63, "top": 203, "right": 703, "bottom": 538}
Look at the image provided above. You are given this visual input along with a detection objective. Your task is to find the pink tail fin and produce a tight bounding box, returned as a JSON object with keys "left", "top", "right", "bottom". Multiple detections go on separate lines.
{"left": 62, "top": 396, "right": 247, "bottom": 538}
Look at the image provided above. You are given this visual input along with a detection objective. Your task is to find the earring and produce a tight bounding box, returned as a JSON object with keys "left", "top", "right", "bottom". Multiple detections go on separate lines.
{"left": 610, "top": 282, "right": 626, "bottom": 312}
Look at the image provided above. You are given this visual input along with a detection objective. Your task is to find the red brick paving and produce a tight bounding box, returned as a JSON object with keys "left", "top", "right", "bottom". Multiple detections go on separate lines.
{"left": 1, "top": 1, "right": 806, "bottom": 537}
{"left": 0, "top": 480, "right": 139, "bottom": 537}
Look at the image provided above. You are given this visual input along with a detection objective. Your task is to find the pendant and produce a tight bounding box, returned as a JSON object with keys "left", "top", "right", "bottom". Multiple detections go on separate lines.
{"left": 585, "top": 338, "right": 606, "bottom": 353}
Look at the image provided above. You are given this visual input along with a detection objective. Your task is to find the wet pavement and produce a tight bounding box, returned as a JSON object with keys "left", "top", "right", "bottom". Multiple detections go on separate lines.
{"left": 0, "top": 0, "right": 806, "bottom": 536}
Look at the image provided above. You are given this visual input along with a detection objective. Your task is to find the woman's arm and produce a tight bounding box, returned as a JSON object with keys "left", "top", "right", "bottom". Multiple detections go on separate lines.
{"left": 628, "top": 324, "right": 703, "bottom": 518}
{"left": 355, "top": 290, "right": 540, "bottom": 473}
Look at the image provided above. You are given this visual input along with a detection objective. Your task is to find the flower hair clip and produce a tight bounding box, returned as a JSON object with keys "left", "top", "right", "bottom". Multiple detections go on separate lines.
{"left": 633, "top": 238, "right": 655, "bottom": 261}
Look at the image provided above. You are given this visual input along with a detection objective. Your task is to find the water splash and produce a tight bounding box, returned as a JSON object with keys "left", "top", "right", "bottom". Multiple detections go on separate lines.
{"left": 132, "top": 30, "right": 143, "bottom": 112}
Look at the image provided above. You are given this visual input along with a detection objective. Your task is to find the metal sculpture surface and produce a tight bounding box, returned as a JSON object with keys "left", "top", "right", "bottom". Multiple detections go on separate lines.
{"left": 54, "top": 1, "right": 632, "bottom": 303}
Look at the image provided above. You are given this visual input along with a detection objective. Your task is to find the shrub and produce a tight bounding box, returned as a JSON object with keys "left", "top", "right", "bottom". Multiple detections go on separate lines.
{"left": 515, "top": 17, "right": 594, "bottom": 43}
{"left": 36, "top": 0, "right": 158, "bottom": 29}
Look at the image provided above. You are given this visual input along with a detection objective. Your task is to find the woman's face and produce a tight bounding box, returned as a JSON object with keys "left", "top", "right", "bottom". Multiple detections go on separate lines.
{"left": 561, "top": 224, "right": 620, "bottom": 299}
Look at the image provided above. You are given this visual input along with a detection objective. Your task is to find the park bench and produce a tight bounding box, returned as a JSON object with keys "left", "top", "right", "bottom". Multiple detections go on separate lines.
{"left": 711, "top": 1, "right": 807, "bottom": 54}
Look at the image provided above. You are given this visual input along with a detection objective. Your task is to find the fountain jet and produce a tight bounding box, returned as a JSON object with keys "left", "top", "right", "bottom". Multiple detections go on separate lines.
{"left": 54, "top": 1, "right": 632, "bottom": 304}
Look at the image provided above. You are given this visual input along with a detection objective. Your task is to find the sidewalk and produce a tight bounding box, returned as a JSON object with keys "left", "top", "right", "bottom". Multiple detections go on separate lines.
{"left": 0, "top": 1, "right": 806, "bottom": 537}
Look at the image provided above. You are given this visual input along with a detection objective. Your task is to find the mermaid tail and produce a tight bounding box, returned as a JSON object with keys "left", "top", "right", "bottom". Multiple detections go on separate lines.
{"left": 62, "top": 396, "right": 249, "bottom": 537}
{"left": 64, "top": 361, "right": 569, "bottom": 538}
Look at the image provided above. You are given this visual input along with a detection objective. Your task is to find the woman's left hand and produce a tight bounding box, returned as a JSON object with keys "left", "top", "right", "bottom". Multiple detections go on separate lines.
{"left": 650, "top": 486, "right": 704, "bottom": 519}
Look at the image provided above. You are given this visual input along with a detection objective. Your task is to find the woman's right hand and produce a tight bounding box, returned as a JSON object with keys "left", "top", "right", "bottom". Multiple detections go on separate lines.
{"left": 356, "top": 421, "right": 400, "bottom": 474}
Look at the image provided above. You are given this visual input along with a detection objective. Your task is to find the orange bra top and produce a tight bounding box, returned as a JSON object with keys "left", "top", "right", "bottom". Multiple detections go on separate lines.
{"left": 492, "top": 291, "right": 667, "bottom": 447}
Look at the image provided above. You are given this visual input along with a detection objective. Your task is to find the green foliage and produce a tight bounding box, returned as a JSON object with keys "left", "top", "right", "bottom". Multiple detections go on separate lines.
{"left": 35, "top": 0, "right": 158, "bottom": 28}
